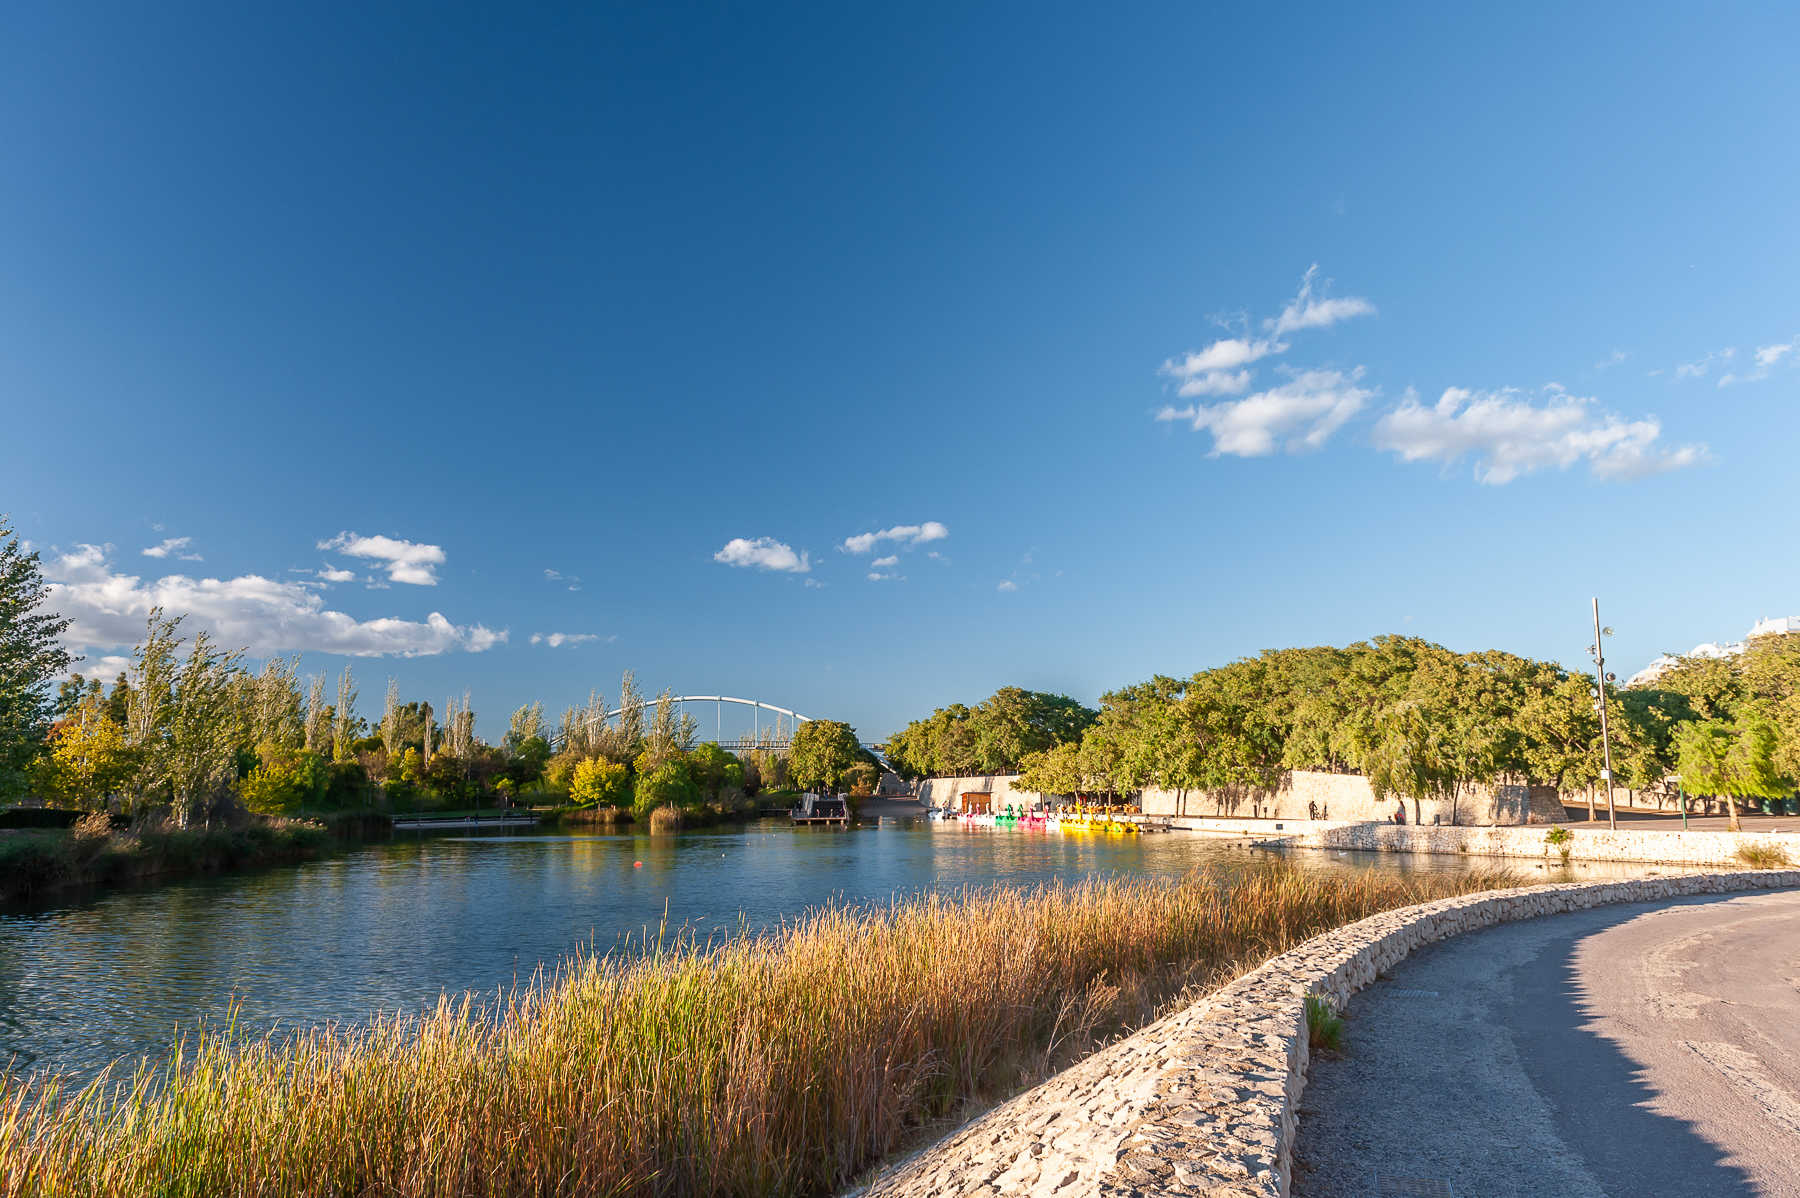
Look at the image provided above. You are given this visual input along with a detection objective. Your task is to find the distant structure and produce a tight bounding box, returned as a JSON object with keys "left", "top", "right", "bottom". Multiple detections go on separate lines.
{"left": 1627, "top": 615, "right": 1800, "bottom": 687}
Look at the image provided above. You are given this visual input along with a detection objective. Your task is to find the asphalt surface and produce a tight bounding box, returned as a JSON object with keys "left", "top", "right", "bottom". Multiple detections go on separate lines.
{"left": 1292, "top": 889, "right": 1800, "bottom": 1197}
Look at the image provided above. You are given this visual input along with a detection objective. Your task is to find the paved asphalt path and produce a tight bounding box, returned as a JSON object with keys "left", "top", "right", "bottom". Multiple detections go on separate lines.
{"left": 1293, "top": 889, "right": 1800, "bottom": 1197}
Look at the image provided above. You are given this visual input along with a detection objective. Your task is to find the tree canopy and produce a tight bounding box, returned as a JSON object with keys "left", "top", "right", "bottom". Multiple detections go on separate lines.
{"left": 885, "top": 688, "right": 1096, "bottom": 778}
{"left": 0, "top": 517, "right": 72, "bottom": 799}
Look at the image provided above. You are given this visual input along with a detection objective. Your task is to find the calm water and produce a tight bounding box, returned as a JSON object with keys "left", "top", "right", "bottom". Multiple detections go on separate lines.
{"left": 0, "top": 820, "right": 1648, "bottom": 1081}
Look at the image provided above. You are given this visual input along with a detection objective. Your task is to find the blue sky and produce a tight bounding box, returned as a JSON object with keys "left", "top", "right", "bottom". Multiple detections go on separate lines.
{"left": 5, "top": 3, "right": 1798, "bottom": 740}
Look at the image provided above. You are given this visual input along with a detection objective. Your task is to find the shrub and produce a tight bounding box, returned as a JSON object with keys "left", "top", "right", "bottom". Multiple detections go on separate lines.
{"left": 1544, "top": 826, "right": 1573, "bottom": 863}
{"left": 648, "top": 801, "right": 683, "bottom": 834}
{"left": 1735, "top": 842, "right": 1792, "bottom": 869}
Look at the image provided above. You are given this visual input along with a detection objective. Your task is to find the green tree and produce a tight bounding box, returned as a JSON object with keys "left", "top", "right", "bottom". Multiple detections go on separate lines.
{"left": 570, "top": 756, "right": 630, "bottom": 808}
{"left": 54, "top": 674, "right": 102, "bottom": 720}
{"left": 1676, "top": 716, "right": 1787, "bottom": 831}
{"left": 45, "top": 692, "right": 135, "bottom": 806}
{"left": 789, "top": 719, "right": 861, "bottom": 793}
{"left": 633, "top": 759, "right": 699, "bottom": 818}
{"left": 0, "top": 517, "right": 73, "bottom": 799}
{"left": 238, "top": 749, "right": 328, "bottom": 815}
{"left": 1017, "top": 740, "right": 1083, "bottom": 795}
{"left": 164, "top": 628, "right": 246, "bottom": 825}
{"left": 505, "top": 735, "right": 552, "bottom": 789}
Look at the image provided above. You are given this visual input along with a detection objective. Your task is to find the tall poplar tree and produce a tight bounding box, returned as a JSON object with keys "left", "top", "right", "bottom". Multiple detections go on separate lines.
{"left": 0, "top": 517, "right": 72, "bottom": 799}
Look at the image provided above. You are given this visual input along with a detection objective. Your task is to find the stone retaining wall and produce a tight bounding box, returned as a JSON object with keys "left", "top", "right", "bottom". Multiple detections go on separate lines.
{"left": 858, "top": 869, "right": 1800, "bottom": 1198}
{"left": 917, "top": 771, "right": 1565, "bottom": 825}
{"left": 1299, "top": 821, "right": 1799, "bottom": 867}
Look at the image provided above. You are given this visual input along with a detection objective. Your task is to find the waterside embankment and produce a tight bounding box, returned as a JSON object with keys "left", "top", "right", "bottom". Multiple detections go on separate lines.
{"left": 858, "top": 867, "right": 1800, "bottom": 1198}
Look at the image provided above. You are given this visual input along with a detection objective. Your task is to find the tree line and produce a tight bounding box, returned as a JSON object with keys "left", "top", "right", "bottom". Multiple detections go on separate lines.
{"left": 889, "top": 634, "right": 1800, "bottom": 828}
{"left": 0, "top": 518, "right": 876, "bottom": 828}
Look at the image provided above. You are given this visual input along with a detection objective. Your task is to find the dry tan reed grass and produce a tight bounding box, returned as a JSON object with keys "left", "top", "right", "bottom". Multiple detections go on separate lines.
{"left": 0, "top": 862, "right": 1517, "bottom": 1197}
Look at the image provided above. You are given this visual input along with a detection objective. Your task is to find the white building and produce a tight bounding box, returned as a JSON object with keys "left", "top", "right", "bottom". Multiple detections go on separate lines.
{"left": 1626, "top": 615, "right": 1799, "bottom": 687}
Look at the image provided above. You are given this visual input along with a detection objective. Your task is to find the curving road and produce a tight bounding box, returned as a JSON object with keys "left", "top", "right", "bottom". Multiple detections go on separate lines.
{"left": 1293, "top": 889, "right": 1800, "bottom": 1197}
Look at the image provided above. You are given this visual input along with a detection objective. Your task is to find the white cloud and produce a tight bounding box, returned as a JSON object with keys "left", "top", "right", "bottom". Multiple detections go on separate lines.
{"left": 1595, "top": 349, "right": 1628, "bottom": 370}
{"left": 1267, "top": 264, "right": 1375, "bottom": 336}
{"left": 1159, "top": 267, "right": 1373, "bottom": 433}
{"left": 1163, "top": 339, "right": 1282, "bottom": 377}
{"left": 44, "top": 545, "right": 505, "bottom": 658}
{"left": 996, "top": 580, "right": 1018, "bottom": 592}
{"left": 839, "top": 522, "right": 950, "bottom": 554}
{"left": 803, "top": 577, "right": 825, "bottom": 589}
{"left": 1755, "top": 339, "right": 1795, "bottom": 368}
{"left": 871, "top": 555, "right": 899, "bottom": 568}
{"left": 1372, "top": 387, "right": 1707, "bottom": 484}
{"left": 317, "top": 531, "right": 446, "bottom": 585}
{"left": 142, "top": 536, "right": 202, "bottom": 561}
{"left": 318, "top": 566, "right": 357, "bottom": 583}
{"left": 1156, "top": 368, "right": 1372, "bottom": 456}
{"left": 67, "top": 654, "right": 132, "bottom": 687}
{"left": 529, "top": 632, "right": 605, "bottom": 648}
{"left": 713, "top": 537, "right": 810, "bottom": 573}
{"left": 1718, "top": 337, "right": 1797, "bottom": 387}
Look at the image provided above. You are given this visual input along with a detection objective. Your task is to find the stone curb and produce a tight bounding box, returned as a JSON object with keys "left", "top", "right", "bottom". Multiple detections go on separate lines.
{"left": 859, "top": 869, "right": 1800, "bottom": 1198}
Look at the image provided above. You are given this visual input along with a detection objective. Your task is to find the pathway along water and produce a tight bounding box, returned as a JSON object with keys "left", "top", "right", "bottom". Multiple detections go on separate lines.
{"left": 0, "top": 820, "right": 1662, "bottom": 1082}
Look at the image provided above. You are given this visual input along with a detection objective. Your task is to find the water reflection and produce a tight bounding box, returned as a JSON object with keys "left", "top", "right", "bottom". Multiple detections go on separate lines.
{"left": 0, "top": 821, "right": 1660, "bottom": 1081}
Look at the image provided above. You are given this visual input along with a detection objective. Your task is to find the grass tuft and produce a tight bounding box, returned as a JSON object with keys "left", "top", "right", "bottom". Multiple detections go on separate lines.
{"left": 1735, "top": 841, "right": 1792, "bottom": 869}
{"left": 1305, "top": 993, "right": 1345, "bottom": 1055}
{"left": 0, "top": 862, "right": 1519, "bottom": 1197}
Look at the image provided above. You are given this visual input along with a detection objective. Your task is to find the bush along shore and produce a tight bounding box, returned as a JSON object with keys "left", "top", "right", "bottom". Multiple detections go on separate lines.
{"left": 0, "top": 862, "right": 1517, "bottom": 1198}
{"left": 0, "top": 810, "right": 388, "bottom": 905}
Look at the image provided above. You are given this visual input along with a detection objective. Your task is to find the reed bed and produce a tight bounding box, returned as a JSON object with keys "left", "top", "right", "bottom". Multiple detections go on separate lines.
{"left": 0, "top": 862, "right": 1518, "bottom": 1198}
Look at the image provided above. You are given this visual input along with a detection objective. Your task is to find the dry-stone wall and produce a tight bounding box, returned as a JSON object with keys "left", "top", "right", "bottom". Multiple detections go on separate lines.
{"left": 856, "top": 869, "right": 1800, "bottom": 1198}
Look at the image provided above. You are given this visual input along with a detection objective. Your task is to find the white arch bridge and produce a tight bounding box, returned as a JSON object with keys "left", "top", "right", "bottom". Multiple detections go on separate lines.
{"left": 562, "top": 695, "right": 885, "bottom": 757}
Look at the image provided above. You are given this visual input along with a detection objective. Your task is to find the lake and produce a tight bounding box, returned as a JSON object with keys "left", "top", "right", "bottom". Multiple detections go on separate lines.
{"left": 0, "top": 819, "right": 1646, "bottom": 1081}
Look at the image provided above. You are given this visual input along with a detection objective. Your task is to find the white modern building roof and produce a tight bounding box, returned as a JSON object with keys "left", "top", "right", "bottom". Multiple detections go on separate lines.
{"left": 1626, "top": 615, "right": 1800, "bottom": 687}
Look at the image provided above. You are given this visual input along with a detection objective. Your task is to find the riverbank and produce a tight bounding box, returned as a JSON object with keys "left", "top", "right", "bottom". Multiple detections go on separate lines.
{"left": 0, "top": 863, "right": 1516, "bottom": 1198}
{"left": 0, "top": 811, "right": 387, "bottom": 905}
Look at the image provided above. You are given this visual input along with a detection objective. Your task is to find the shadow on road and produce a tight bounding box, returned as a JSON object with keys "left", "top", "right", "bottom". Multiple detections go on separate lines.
{"left": 1505, "top": 895, "right": 1757, "bottom": 1198}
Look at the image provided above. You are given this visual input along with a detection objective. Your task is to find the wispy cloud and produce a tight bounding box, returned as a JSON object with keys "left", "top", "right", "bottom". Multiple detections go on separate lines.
{"left": 1673, "top": 347, "right": 1734, "bottom": 380}
{"left": 1159, "top": 267, "right": 1373, "bottom": 443}
{"left": 142, "top": 536, "right": 202, "bottom": 561}
{"left": 1595, "top": 349, "right": 1628, "bottom": 370}
{"left": 318, "top": 531, "right": 446, "bottom": 585}
{"left": 544, "top": 567, "right": 582, "bottom": 592}
{"left": 996, "top": 580, "right": 1018, "bottom": 592}
{"left": 1266, "top": 264, "right": 1375, "bottom": 336}
{"left": 871, "top": 555, "right": 898, "bottom": 568}
{"left": 840, "top": 522, "right": 949, "bottom": 554}
{"left": 45, "top": 545, "right": 506, "bottom": 657}
{"left": 713, "top": 537, "right": 811, "bottom": 573}
{"left": 1158, "top": 368, "right": 1372, "bottom": 457}
{"left": 529, "top": 632, "right": 608, "bottom": 648}
{"left": 1372, "top": 386, "right": 1707, "bottom": 484}
{"left": 1718, "top": 337, "right": 1797, "bottom": 387}
{"left": 317, "top": 566, "right": 356, "bottom": 583}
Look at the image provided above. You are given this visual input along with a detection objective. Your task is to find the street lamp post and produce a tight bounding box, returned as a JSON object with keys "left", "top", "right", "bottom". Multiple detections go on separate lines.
{"left": 1591, "top": 597, "right": 1617, "bottom": 832}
